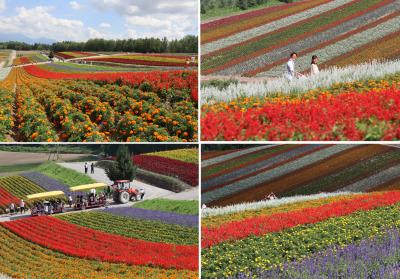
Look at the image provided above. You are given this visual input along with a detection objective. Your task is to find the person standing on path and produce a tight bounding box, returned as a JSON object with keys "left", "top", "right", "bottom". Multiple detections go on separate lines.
{"left": 19, "top": 199, "right": 25, "bottom": 213}
{"left": 84, "top": 162, "right": 88, "bottom": 174}
{"left": 91, "top": 163, "right": 95, "bottom": 174}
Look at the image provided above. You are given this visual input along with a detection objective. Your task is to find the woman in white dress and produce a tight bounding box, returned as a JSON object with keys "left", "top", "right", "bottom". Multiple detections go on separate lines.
{"left": 310, "top": 55, "right": 319, "bottom": 76}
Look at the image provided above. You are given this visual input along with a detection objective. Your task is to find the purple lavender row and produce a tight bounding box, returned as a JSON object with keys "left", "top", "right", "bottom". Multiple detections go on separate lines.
{"left": 103, "top": 207, "right": 198, "bottom": 228}
{"left": 233, "top": 227, "right": 400, "bottom": 279}
{"left": 20, "top": 172, "right": 73, "bottom": 196}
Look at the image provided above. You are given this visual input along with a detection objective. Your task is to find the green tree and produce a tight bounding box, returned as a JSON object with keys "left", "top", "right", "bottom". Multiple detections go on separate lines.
{"left": 105, "top": 146, "right": 137, "bottom": 181}
{"left": 237, "top": 0, "right": 248, "bottom": 10}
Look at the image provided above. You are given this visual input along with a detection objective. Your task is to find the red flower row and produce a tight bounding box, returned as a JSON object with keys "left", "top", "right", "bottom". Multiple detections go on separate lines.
{"left": 55, "top": 52, "right": 96, "bottom": 59}
{"left": 202, "top": 191, "right": 400, "bottom": 248}
{"left": 133, "top": 155, "right": 198, "bottom": 186}
{"left": 201, "top": 87, "right": 400, "bottom": 141}
{"left": 0, "top": 188, "right": 19, "bottom": 207}
{"left": 85, "top": 57, "right": 189, "bottom": 67}
{"left": 23, "top": 65, "right": 198, "bottom": 102}
{"left": 1, "top": 216, "right": 198, "bottom": 270}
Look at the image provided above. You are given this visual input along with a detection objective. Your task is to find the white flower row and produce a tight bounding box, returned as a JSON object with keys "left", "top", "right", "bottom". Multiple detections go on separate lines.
{"left": 202, "top": 145, "right": 355, "bottom": 204}
{"left": 203, "top": 145, "right": 322, "bottom": 190}
{"left": 257, "top": 14, "right": 400, "bottom": 77}
{"left": 201, "top": 59, "right": 400, "bottom": 104}
{"left": 202, "top": 145, "right": 276, "bottom": 168}
{"left": 342, "top": 164, "right": 400, "bottom": 192}
{"left": 202, "top": 191, "right": 359, "bottom": 217}
{"left": 218, "top": 2, "right": 399, "bottom": 76}
{"left": 201, "top": 0, "right": 353, "bottom": 55}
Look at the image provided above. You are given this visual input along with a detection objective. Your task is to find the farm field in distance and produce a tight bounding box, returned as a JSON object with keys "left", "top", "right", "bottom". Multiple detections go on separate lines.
{"left": 201, "top": 144, "right": 400, "bottom": 278}
{"left": 201, "top": 0, "right": 400, "bottom": 141}
{"left": 0, "top": 144, "right": 199, "bottom": 279}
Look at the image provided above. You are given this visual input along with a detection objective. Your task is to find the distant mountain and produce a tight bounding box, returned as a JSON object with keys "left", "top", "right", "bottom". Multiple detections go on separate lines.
{"left": 0, "top": 33, "right": 56, "bottom": 44}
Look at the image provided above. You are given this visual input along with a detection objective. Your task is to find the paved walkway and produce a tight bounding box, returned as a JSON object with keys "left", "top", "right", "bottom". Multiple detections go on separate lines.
{"left": 58, "top": 162, "right": 199, "bottom": 201}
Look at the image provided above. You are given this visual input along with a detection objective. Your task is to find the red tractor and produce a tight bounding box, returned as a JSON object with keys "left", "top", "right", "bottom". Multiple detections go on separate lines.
{"left": 112, "top": 180, "right": 139, "bottom": 204}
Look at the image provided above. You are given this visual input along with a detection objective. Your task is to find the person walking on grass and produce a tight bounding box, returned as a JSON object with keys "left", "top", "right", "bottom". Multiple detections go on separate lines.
{"left": 310, "top": 55, "right": 320, "bottom": 76}
{"left": 84, "top": 162, "right": 88, "bottom": 174}
{"left": 91, "top": 163, "right": 95, "bottom": 174}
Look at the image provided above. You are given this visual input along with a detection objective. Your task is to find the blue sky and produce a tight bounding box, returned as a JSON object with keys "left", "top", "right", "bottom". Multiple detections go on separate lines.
{"left": 0, "top": 0, "right": 198, "bottom": 42}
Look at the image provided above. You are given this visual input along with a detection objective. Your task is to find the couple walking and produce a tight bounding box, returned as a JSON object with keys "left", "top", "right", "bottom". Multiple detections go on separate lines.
{"left": 287, "top": 52, "right": 319, "bottom": 81}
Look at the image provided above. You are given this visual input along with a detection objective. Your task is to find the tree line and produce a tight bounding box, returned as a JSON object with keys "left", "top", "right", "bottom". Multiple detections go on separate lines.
{"left": 201, "top": 0, "right": 293, "bottom": 14}
{"left": 0, "top": 35, "right": 198, "bottom": 53}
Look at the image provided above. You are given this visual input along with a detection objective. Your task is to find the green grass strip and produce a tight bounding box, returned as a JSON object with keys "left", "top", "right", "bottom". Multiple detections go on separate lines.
{"left": 203, "top": 0, "right": 385, "bottom": 71}
{"left": 0, "top": 163, "right": 41, "bottom": 174}
{"left": 285, "top": 149, "right": 400, "bottom": 196}
{"left": 202, "top": 203, "right": 400, "bottom": 278}
{"left": 202, "top": 145, "right": 293, "bottom": 178}
{"left": 134, "top": 198, "right": 199, "bottom": 215}
{"left": 57, "top": 211, "right": 198, "bottom": 245}
{"left": 36, "top": 162, "right": 95, "bottom": 187}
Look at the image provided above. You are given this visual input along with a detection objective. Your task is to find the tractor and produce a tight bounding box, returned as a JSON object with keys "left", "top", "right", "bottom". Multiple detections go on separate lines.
{"left": 112, "top": 180, "right": 139, "bottom": 204}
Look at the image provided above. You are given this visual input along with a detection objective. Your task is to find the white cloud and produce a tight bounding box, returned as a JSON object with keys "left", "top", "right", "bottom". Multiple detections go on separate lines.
{"left": 0, "top": 0, "right": 6, "bottom": 12}
{"left": 88, "top": 27, "right": 105, "bottom": 38}
{"left": 100, "top": 22, "right": 111, "bottom": 28}
{"left": 69, "top": 1, "right": 81, "bottom": 10}
{"left": 91, "top": 0, "right": 197, "bottom": 39}
{"left": 0, "top": 6, "right": 110, "bottom": 42}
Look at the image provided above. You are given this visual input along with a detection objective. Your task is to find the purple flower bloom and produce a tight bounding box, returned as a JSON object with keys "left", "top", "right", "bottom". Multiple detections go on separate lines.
{"left": 103, "top": 207, "right": 198, "bottom": 227}
{"left": 21, "top": 172, "right": 72, "bottom": 196}
{"left": 233, "top": 227, "right": 400, "bottom": 279}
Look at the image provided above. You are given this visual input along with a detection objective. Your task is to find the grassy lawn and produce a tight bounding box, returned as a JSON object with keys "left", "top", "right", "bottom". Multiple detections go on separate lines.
{"left": 0, "top": 145, "right": 95, "bottom": 154}
{"left": 201, "top": 0, "right": 301, "bottom": 21}
{"left": 134, "top": 198, "right": 199, "bottom": 215}
{"left": 36, "top": 162, "right": 95, "bottom": 187}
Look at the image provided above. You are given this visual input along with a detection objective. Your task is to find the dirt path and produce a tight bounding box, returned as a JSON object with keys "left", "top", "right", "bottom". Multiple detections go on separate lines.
{"left": 0, "top": 152, "right": 89, "bottom": 166}
{"left": 58, "top": 162, "right": 199, "bottom": 201}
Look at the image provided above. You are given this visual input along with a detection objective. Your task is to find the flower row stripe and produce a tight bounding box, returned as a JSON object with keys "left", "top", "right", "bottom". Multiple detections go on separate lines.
{"left": 202, "top": 0, "right": 384, "bottom": 74}
{"left": 201, "top": 0, "right": 341, "bottom": 54}
{"left": 207, "top": 145, "right": 389, "bottom": 207}
{"left": 1, "top": 216, "right": 198, "bottom": 270}
{"left": 202, "top": 145, "right": 353, "bottom": 204}
{"left": 202, "top": 145, "right": 325, "bottom": 192}
{"left": 202, "top": 191, "right": 400, "bottom": 248}
{"left": 239, "top": 4, "right": 400, "bottom": 77}
{"left": 201, "top": 0, "right": 331, "bottom": 43}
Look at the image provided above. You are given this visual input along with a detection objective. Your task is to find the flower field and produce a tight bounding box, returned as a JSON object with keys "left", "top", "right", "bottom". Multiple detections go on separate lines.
{"left": 202, "top": 61, "right": 400, "bottom": 141}
{"left": 0, "top": 176, "right": 46, "bottom": 213}
{"left": 201, "top": 144, "right": 400, "bottom": 206}
{"left": 55, "top": 51, "right": 98, "bottom": 59}
{"left": 0, "top": 64, "right": 198, "bottom": 142}
{"left": 85, "top": 54, "right": 198, "bottom": 67}
{"left": 201, "top": 0, "right": 400, "bottom": 76}
{"left": 201, "top": 191, "right": 400, "bottom": 278}
{"left": 13, "top": 53, "right": 48, "bottom": 66}
{"left": 0, "top": 202, "right": 199, "bottom": 278}
{"left": 146, "top": 148, "right": 199, "bottom": 164}
{"left": 133, "top": 155, "right": 199, "bottom": 186}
